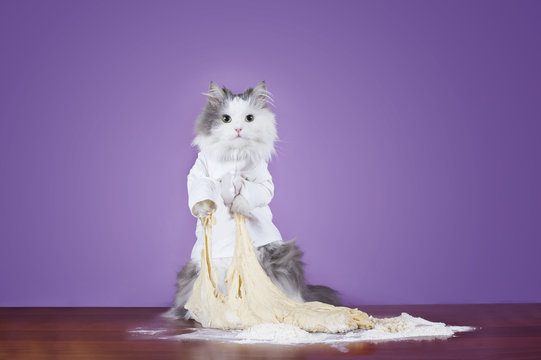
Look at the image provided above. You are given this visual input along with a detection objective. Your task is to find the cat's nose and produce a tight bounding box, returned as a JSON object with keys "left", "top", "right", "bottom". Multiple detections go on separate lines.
{"left": 235, "top": 128, "right": 242, "bottom": 134}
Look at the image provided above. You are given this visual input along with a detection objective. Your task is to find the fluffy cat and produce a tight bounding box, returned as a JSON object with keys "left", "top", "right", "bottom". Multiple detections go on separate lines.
{"left": 166, "top": 81, "right": 340, "bottom": 319}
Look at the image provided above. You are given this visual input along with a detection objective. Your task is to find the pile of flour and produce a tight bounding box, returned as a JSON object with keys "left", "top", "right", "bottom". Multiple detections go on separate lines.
{"left": 163, "top": 313, "right": 473, "bottom": 345}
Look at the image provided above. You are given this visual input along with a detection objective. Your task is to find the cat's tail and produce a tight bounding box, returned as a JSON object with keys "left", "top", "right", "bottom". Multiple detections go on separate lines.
{"left": 302, "top": 284, "right": 341, "bottom": 306}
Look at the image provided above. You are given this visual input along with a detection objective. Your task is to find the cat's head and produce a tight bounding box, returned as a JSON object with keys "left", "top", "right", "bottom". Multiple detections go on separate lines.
{"left": 192, "top": 81, "right": 277, "bottom": 162}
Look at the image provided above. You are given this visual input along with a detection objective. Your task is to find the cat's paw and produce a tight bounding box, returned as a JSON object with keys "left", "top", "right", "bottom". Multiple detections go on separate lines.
{"left": 191, "top": 199, "right": 216, "bottom": 218}
{"left": 220, "top": 174, "right": 236, "bottom": 205}
{"left": 220, "top": 173, "right": 244, "bottom": 205}
{"left": 230, "top": 194, "right": 251, "bottom": 216}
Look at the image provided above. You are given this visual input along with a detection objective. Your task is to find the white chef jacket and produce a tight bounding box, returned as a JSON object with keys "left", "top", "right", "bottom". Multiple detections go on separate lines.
{"left": 187, "top": 151, "right": 283, "bottom": 260}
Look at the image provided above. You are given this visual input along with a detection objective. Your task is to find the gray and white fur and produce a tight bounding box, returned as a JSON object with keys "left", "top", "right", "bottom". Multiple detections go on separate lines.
{"left": 165, "top": 82, "right": 340, "bottom": 319}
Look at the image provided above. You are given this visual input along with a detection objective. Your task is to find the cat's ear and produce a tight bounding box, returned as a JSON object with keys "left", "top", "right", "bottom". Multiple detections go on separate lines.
{"left": 204, "top": 81, "right": 226, "bottom": 107}
{"left": 251, "top": 81, "right": 270, "bottom": 108}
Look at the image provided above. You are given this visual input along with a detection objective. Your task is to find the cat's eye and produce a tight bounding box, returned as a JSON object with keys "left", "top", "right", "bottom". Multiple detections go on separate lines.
{"left": 245, "top": 114, "right": 254, "bottom": 122}
{"left": 222, "top": 114, "right": 232, "bottom": 123}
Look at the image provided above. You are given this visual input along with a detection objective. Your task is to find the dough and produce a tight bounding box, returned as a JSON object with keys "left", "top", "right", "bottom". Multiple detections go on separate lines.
{"left": 185, "top": 213, "right": 374, "bottom": 333}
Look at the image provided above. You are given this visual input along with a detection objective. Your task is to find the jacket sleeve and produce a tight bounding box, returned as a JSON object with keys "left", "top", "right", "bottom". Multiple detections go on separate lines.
{"left": 239, "top": 162, "right": 275, "bottom": 210}
{"left": 187, "top": 153, "right": 219, "bottom": 213}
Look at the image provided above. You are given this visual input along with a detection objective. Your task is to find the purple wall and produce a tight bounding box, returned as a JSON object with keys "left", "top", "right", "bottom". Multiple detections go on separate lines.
{"left": 1, "top": 0, "right": 540, "bottom": 307}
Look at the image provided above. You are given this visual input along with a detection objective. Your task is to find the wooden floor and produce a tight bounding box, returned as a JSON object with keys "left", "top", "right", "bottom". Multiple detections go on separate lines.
{"left": 1, "top": 304, "right": 540, "bottom": 359}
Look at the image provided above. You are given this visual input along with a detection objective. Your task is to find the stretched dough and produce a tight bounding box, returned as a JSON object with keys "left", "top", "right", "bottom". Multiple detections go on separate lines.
{"left": 185, "top": 213, "right": 374, "bottom": 333}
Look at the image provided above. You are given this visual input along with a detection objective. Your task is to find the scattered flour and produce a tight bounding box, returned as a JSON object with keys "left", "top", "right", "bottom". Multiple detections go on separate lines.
{"left": 236, "top": 323, "right": 314, "bottom": 343}
{"left": 129, "top": 328, "right": 167, "bottom": 335}
{"left": 149, "top": 216, "right": 474, "bottom": 349}
{"left": 165, "top": 312, "right": 473, "bottom": 345}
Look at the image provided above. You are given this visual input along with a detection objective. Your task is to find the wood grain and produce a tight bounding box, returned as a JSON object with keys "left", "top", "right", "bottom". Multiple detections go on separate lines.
{"left": 0, "top": 304, "right": 540, "bottom": 359}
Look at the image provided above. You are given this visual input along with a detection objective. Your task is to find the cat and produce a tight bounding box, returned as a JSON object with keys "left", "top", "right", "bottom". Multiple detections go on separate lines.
{"left": 165, "top": 81, "right": 340, "bottom": 319}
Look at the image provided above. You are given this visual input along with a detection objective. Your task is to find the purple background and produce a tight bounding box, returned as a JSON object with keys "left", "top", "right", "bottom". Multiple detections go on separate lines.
{"left": 1, "top": 0, "right": 540, "bottom": 307}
